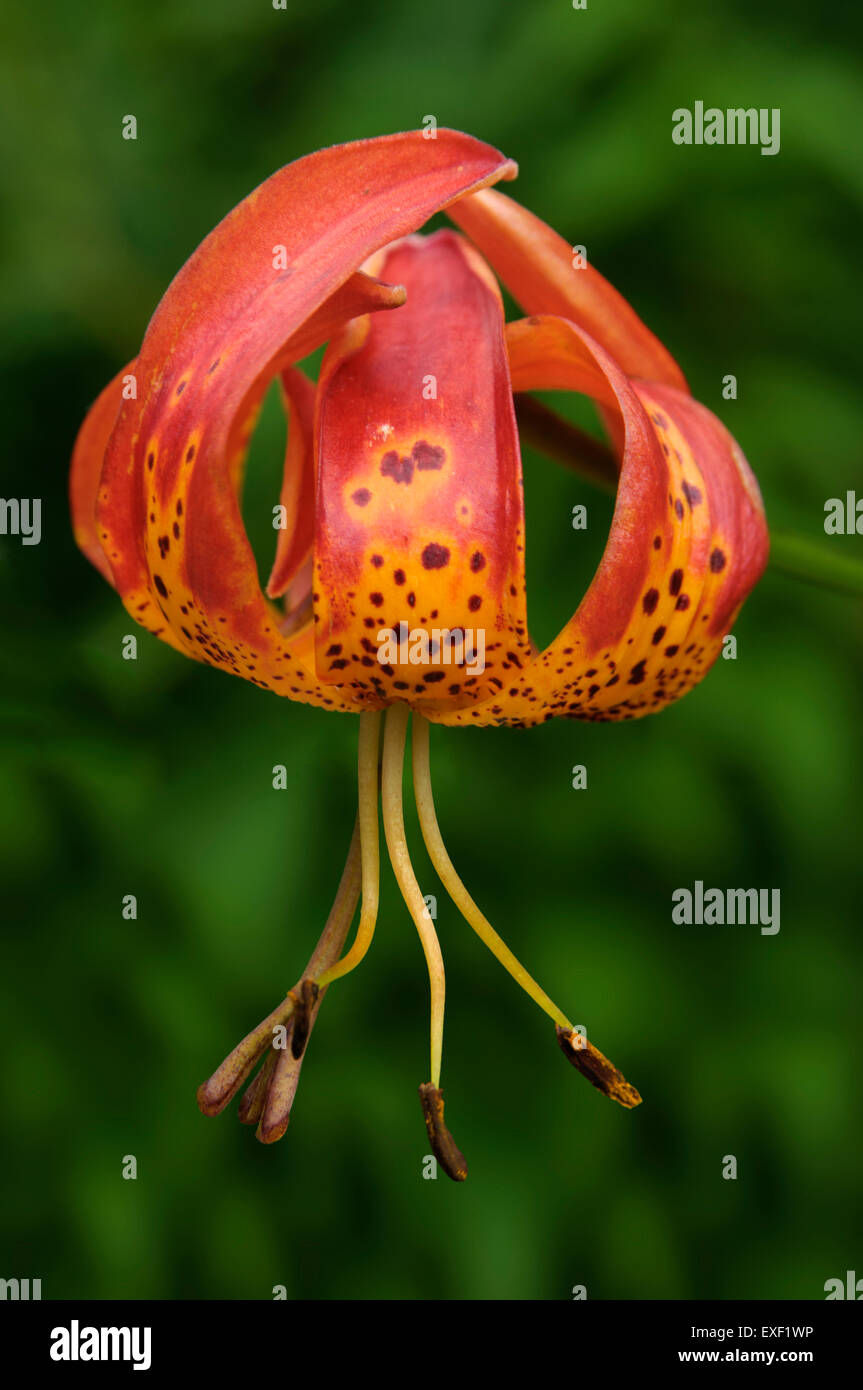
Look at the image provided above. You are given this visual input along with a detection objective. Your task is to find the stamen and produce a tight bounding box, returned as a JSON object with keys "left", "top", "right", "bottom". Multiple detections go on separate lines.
{"left": 315, "top": 710, "right": 382, "bottom": 986}
{"left": 411, "top": 714, "right": 641, "bottom": 1109}
{"left": 196, "top": 993, "right": 297, "bottom": 1118}
{"left": 419, "top": 1083, "right": 468, "bottom": 1181}
{"left": 556, "top": 1026, "right": 641, "bottom": 1109}
{"left": 381, "top": 704, "right": 446, "bottom": 1089}
{"left": 197, "top": 815, "right": 362, "bottom": 1128}
{"left": 238, "top": 1048, "right": 277, "bottom": 1125}
{"left": 289, "top": 978, "right": 320, "bottom": 1058}
{"left": 411, "top": 713, "right": 571, "bottom": 1027}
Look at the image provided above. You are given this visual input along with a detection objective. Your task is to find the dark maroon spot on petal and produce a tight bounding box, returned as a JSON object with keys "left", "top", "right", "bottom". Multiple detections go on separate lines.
{"left": 147, "top": 453, "right": 155, "bottom": 471}
{"left": 653, "top": 535, "right": 662, "bottom": 550}
{"left": 425, "top": 671, "right": 445, "bottom": 683}
{"left": 422, "top": 543, "right": 450, "bottom": 570}
{"left": 682, "top": 481, "right": 702, "bottom": 508}
{"left": 642, "top": 588, "right": 660, "bottom": 615}
{"left": 470, "top": 551, "right": 486, "bottom": 573}
{"left": 709, "top": 547, "right": 727, "bottom": 573}
{"left": 153, "top": 575, "right": 168, "bottom": 598}
{"left": 352, "top": 488, "right": 371, "bottom": 506}
{"left": 329, "top": 658, "right": 349, "bottom": 670}
{"left": 628, "top": 660, "right": 648, "bottom": 685}
{"left": 674, "top": 498, "right": 685, "bottom": 520}
{"left": 412, "top": 440, "right": 445, "bottom": 470}
{"left": 176, "top": 499, "right": 183, "bottom": 516}
{"left": 173, "top": 522, "right": 180, "bottom": 540}
{"left": 448, "top": 684, "right": 461, "bottom": 695}
{"left": 393, "top": 568, "right": 406, "bottom": 585}
{"left": 669, "top": 569, "right": 684, "bottom": 596}
{"left": 468, "top": 595, "right": 482, "bottom": 612}
{"left": 369, "top": 592, "right": 384, "bottom": 607}
{"left": 407, "top": 592, "right": 416, "bottom": 607}
{"left": 381, "top": 450, "right": 414, "bottom": 484}
{"left": 326, "top": 644, "right": 342, "bottom": 656}
{"left": 675, "top": 594, "right": 691, "bottom": 611}
{"left": 176, "top": 380, "right": 187, "bottom": 397}
{"left": 371, "top": 554, "right": 384, "bottom": 568}
{"left": 665, "top": 644, "right": 679, "bottom": 656}
{"left": 652, "top": 625, "right": 667, "bottom": 645}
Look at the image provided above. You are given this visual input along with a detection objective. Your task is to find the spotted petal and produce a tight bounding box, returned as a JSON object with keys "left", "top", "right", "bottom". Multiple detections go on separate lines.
{"left": 74, "top": 131, "right": 517, "bottom": 709}
{"left": 313, "top": 231, "right": 531, "bottom": 712}
{"left": 430, "top": 315, "right": 768, "bottom": 727}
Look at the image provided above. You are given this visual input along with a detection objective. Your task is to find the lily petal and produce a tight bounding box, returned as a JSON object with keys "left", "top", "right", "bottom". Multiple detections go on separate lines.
{"left": 84, "top": 131, "right": 516, "bottom": 709}
{"left": 313, "top": 230, "right": 531, "bottom": 710}
{"left": 447, "top": 187, "right": 688, "bottom": 392}
{"left": 431, "top": 315, "right": 768, "bottom": 727}
{"left": 266, "top": 366, "right": 316, "bottom": 602}
{"left": 69, "top": 363, "right": 133, "bottom": 588}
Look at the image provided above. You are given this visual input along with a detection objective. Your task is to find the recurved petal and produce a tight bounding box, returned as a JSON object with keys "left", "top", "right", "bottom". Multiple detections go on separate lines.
{"left": 430, "top": 315, "right": 767, "bottom": 727}
{"left": 90, "top": 131, "right": 516, "bottom": 709}
{"left": 266, "top": 366, "right": 316, "bottom": 601}
{"left": 506, "top": 316, "right": 616, "bottom": 407}
{"left": 69, "top": 363, "right": 133, "bottom": 586}
{"left": 312, "top": 230, "right": 531, "bottom": 711}
{"left": 448, "top": 187, "right": 688, "bottom": 392}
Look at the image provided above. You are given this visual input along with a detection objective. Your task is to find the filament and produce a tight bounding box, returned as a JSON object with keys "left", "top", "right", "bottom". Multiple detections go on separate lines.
{"left": 198, "top": 816, "right": 362, "bottom": 1120}
{"left": 411, "top": 713, "right": 574, "bottom": 1031}
{"left": 381, "top": 703, "right": 446, "bottom": 1088}
{"left": 316, "top": 710, "right": 382, "bottom": 986}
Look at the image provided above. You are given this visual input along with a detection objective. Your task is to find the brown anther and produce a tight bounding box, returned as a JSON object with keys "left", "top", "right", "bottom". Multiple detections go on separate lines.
{"left": 419, "top": 1082, "right": 468, "bottom": 1182}
{"left": 196, "top": 995, "right": 295, "bottom": 1117}
{"left": 238, "top": 1046, "right": 278, "bottom": 1126}
{"left": 290, "top": 978, "right": 320, "bottom": 1058}
{"left": 555, "top": 1025, "right": 642, "bottom": 1109}
{"left": 257, "top": 1038, "right": 301, "bottom": 1144}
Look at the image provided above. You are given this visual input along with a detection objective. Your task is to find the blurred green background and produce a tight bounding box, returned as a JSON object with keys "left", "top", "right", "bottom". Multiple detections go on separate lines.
{"left": 1, "top": 0, "right": 861, "bottom": 1300}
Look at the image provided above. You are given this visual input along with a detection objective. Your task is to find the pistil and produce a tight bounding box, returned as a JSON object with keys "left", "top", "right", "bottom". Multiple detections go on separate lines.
{"left": 380, "top": 703, "right": 446, "bottom": 1090}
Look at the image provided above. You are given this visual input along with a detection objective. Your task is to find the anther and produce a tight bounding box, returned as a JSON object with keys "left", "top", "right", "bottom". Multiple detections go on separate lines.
{"left": 196, "top": 995, "right": 295, "bottom": 1117}
{"left": 290, "top": 979, "right": 320, "bottom": 1058}
{"left": 555, "top": 1025, "right": 642, "bottom": 1109}
{"left": 419, "top": 1082, "right": 468, "bottom": 1182}
{"left": 238, "top": 1047, "right": 278, "bottom": 1126}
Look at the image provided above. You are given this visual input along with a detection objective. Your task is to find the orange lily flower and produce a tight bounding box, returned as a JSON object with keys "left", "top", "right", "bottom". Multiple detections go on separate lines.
{"left": 70, "top": 130, "right": 768, "bottom": 1179}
